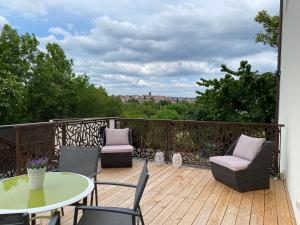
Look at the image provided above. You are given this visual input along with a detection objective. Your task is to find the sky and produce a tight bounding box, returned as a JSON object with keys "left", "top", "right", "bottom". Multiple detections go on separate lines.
{"left": 0, "top": 0, "right": 279, "bottom": 97}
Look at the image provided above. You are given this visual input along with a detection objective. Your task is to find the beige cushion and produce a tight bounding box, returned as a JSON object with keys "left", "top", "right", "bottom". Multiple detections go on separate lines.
{"left": 232, "top": 134, "right": 265, "bottom": 161}
{"left": 105, "top": 128, "right": 130, "bottom": 145}
{"left": 209, "top": 156, "right": 250, "bottom": 171}
{"left": 102, "top": 145, "right": 134, "bottom": 153}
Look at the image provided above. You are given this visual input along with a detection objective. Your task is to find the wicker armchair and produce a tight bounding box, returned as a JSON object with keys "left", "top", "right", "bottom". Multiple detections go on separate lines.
{"left": 210, "top": 135, "right": 274, "bottom": 192}
{"left": 101, "top": 128, "right": 133, "bottom": 168}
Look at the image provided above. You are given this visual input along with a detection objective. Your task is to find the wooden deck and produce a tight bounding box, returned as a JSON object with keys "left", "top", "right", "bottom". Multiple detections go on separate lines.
{"left": 61, "top": 159, "right": 296, "bottom": 225}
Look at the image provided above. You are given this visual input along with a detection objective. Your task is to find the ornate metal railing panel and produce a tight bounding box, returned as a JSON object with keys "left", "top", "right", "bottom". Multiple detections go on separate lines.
{"left": 117, "top": 119, "right": 170, "bottom": 160}
{"left": 54, "top": 118, "right": 110, "bottom": 151}
{"left": 118, "top": 119, "right": 282, "bottom": 175}
{"left": 0, "top": 137, "right": 16, "bottom": 178}
{"left": 15, "top": 123, "right": 56, "bottom": 175}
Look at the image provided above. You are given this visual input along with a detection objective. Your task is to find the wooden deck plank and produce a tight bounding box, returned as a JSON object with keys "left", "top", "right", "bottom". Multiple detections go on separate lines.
{"left": 264, "top": 179, "right": 278, "bottom": 225}
{"left": 250, "top": 190, "right": 264, "bottom": 225}
{"left": 206, "top": 185, "right": 233, "bottom": 225}
{"left": 284, "top": 181, "right": 297, "bottom": 225}
{"left": 235, "top": 191, "right": 254, "bottom": 225}
{"left": 191, "top": 182, "right": 225, "bottom": 225}
{"left": 58, "top": 159, "right": 295, "bottom": 225}
{"left": 221, "top": 191, "right": 242, "bottom": 225}
{"left": 275, "top": 179, "right": 293, "bottom": 225}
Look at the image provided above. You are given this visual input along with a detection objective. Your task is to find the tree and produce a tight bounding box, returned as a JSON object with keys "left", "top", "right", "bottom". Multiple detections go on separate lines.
{"left": 26, "top": 43, "right": 77, "bottom": 121}
{"left": 255, "top": 10, "right": 279, "bottom": 48}
{"left": 195, "top": 61, "right": 276, "bottom": 123}
{"left": 0, "top": 77, "right": 27, "bottom": 124}
{"left": 152, "top": 108, "right": 180, "bottom": 120}
{"left": 0, "top": 25, "right": 123, "bottom": 124}
{"left": 0, "top": 24, "right": 39, "bottom": 81}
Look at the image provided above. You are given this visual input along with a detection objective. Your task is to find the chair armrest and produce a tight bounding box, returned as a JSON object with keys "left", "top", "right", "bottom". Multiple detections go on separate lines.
{"left": 75, "top": 206, "right": 139, "bottom": 216}
{"left": 88, "top": 170, "right": 102, "bottom": 179}
{"left": 48, "top": 211, "right": 60, "bottom": 225}
{"left": 247, "top": 141, "right": 274, "bottom": 170}
{"left": 95, "top": 181, "right": 137, "bottom": 188}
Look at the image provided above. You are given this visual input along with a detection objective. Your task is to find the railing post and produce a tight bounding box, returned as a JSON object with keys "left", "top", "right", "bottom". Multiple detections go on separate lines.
{"left": 275, "top": 126, "right": 281, "bottom": 177}
{"left": 15, "top": 127, "right": 21, "bottom": 175}
{"left": 109, "top": 118, "right": 116, "bottom": 129}
{"left": 165, "top": 120, "right": 171, "bottom": 163}
{"left": 62, "top": 123, "right": 66, "bottom": 146}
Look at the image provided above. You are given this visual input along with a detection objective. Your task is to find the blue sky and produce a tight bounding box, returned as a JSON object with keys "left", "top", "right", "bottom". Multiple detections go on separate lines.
{"left": 0, "top": 0, "right": 279, "bottom": 97}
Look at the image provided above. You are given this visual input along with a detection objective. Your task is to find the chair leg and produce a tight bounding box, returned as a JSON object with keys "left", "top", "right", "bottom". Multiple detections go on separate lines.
{"left": 90, "top": 189, "right": 94, "bottom": 205}
{"left": 83, "top": 197, "right": 87, "bottom": 205}
{"left": 139, "top": 208, "right": 145, "bottom": 225}
{"left": 95, "top": 186, "right": 99, "bottom": 206}
{"left": 31, "top": 214, "right": 36, "bottom": 225}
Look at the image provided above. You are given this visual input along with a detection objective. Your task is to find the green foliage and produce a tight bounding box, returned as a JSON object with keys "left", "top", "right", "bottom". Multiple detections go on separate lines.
{"left": 122, "top": 100, "right": 195, "bottom": 120}
{"left": 0, "top": 25, "right": 39, "bottom": 81}
{"left": 0, "top": 25, "right": 122, "bottom": 125}
{"left": 152, "top": 108, "right": 180, "bottom": 120}
{"left": 0, "top": 77, "right": 27, "bottom": 124}
{"left": 195, "top": 61, "right": 277, "bottom": 123}
{"left": 255, "top": 10, "right": 279, "bottom": 48}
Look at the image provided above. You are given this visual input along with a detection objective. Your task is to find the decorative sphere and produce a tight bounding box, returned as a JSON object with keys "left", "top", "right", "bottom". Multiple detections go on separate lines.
{"left": 155, "top": 152, "right": 164, "bottom": 166}
{"left": 172, "top": 153, "right": 183, "bottom": 168}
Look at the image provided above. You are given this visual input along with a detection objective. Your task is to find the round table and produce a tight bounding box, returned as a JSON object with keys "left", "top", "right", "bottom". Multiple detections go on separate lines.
{"left": 0, "top": 172, "right": 94, "bottom": 214}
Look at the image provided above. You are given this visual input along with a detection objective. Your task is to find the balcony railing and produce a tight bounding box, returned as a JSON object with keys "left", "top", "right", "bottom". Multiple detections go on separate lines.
{"left": 0, "top": 117, "right": 283, "bottom": 178}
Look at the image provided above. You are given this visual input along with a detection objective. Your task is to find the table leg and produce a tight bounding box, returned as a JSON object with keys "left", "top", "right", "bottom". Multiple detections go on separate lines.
{"left": 31, "top": 214, "right": 36, "bottom": 225}
{"left": 83, "top": 197, "right": 87, "bottom": 205}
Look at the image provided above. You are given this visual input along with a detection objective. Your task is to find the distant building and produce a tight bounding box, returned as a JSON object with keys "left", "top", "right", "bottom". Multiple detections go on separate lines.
{"left": 117, "top": 93, "right": 196, "bottom": 104}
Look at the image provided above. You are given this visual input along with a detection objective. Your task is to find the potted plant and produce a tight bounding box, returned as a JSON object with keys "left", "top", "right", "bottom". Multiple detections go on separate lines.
{"left": 27, "top": 157, "right": 48, "bottom": 190}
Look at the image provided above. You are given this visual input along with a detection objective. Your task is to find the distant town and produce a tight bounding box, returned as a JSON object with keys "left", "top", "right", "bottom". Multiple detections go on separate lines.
{"left": 117, "top": 92, "right": 196, "bottom": 104}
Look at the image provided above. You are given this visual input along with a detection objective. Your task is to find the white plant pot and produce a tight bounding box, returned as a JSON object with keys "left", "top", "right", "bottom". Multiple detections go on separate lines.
{"left": 172, "top": 153, "right": 183, "bottom": 168}
{"left": 155, "top": 152, "right": 165, "bottom": 166}
{"left": 27, "top": 167, "right": 46, "bottom": 190}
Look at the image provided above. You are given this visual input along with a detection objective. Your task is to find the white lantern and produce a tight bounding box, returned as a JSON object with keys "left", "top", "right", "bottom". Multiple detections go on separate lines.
{"left": 172, "top": 153, "right": 183, "bottom": 168}
{"left": 155, "top": 152, "right": 164, "bottom": 166}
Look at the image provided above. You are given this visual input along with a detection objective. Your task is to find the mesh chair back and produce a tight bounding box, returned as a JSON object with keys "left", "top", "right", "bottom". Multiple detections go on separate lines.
{"left": 0, "top": 213, "right": 29, "bottom": 225}
{"left": 133, "top": 160, "right": 149, "bottom": 211}
{"left": 58, "top": 146, "right": 99, "bottom": 177}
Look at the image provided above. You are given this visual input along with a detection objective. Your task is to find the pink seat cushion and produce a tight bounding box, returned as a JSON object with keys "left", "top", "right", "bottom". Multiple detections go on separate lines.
{"left": 209, "top": 156, "right": 251, "bottom": 171}
{"left": 102, "top": 145, "right": 134, "bottom": 153}
{"left": 105, "top": 128, "right": 130, "bottom": 145}
{"left": 232, "top": 134, "right": 265, "bottom": 161}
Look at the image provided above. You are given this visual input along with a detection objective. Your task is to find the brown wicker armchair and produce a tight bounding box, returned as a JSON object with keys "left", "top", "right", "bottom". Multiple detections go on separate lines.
{"left": 101, "top": 128, "right": 133, "bottom": 168}
{"left": 210, "top": 135, "right": 274, "bottom": 192}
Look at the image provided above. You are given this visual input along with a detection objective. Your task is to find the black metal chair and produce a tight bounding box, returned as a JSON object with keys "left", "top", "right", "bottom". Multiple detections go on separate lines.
{"left": 56, "top": 146, "right": 101, "bottom": 206}
{"left": 73, "top": 159, "right": 149, "bottom": 225}
{"left": 0, "top": 211, "right": 60, "bottom": 225}
{"left": 210, "top": 139, "right": 274, "bottom": 192}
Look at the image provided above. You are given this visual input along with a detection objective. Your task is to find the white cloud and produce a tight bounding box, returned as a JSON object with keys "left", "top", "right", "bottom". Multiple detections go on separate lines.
{"left": 0, "top": 16, "right": 9, "bottom": 30}
{"left": 0, "top": 0, "right": 47, "bottom": 17}
{"left": 0, "top": 0, "right": 279, "bottom": 96}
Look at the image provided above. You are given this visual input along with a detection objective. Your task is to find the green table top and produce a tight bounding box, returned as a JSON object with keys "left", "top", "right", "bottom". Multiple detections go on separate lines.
{"left": 0, "top": 172, "right": 94, "bottom": 214}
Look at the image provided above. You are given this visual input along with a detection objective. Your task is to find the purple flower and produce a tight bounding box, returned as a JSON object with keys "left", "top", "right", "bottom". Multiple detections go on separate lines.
{"left": 27, "top": 157, "right": 49, "bottom": 169}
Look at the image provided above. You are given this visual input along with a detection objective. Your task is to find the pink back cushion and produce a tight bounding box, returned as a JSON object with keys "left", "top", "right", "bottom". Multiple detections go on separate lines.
{"left": 105, "top": 128, "right": 130, "bottom": 145}
{"left": 232, "top": 134, "right": 265, "bottom": 161}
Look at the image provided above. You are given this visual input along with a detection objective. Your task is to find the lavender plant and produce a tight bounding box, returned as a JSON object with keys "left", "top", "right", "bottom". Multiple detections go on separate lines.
{"left": 27, "top": 157, "right": 49, "bottom": 170}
